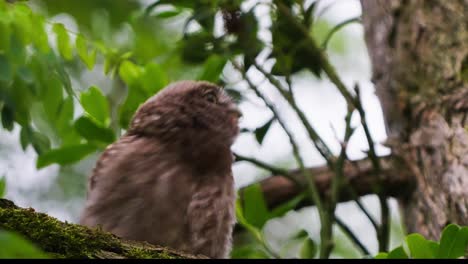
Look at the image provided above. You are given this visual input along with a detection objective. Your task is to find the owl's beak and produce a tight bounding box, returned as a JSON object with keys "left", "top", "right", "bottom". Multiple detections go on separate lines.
{"left": 228, "top": 105, "right": 242, "bottom": 118}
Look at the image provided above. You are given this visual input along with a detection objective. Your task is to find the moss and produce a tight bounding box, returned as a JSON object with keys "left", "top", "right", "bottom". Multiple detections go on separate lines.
{"left": 0, "top": 199, "right": 199, "bottom": 259}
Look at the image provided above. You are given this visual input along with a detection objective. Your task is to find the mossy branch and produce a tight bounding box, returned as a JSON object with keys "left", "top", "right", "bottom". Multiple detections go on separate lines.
{"left": 0, "top": 199, "right": 204, "bottom": 259}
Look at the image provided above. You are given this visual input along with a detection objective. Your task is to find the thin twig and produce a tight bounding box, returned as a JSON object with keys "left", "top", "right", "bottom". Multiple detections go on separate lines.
{"left": 253, "top": 61, "right": 334, "bottom": 164}
{"left": 335, "top": 217, "right": 371, "bottom": 256}
{"left": 233, "top": 153, "right": 302, "bottom": 187}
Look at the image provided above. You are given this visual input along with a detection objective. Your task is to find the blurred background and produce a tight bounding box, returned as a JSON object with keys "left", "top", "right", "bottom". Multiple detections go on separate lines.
{"left": 0, "top": 0, "right": 405, "bottom": 258}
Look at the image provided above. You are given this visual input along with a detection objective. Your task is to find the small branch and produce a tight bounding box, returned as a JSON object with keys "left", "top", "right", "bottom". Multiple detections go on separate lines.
{"left": 240, "top": 155, "right": 414, "bottom": 210}
{"left": 253, "top": 61, "right": 334, "bottom": 164}
{"left": 335, "top": 217, "right": 371, "bottom": 256}
{"left": 0, "top": 199, "right": 202, "bottom": 259}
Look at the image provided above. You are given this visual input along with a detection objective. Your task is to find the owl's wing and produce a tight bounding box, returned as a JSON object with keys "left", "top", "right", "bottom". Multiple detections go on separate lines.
{"left": 80, "top": 134, "right": 192, "bottom": 248}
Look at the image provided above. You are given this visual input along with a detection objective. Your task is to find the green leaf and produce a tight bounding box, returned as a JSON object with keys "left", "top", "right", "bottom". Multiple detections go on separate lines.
{"left": 241, "top": 183, "right": 270, "bottom": 229}
{"left": 374, "top": 252, "right": 388, "bottom": 259}
{"left": 76, "top": 34, "right": 96, "bottom": 70}
{"left": 119, "top": 60, "right": 143, "bottom": 88}
{"left": 30, "top": 14, "right": 49, "bottom": 53}
{"left": 55, "top": 97, "right": 75, "bottom": 139}
{"left": 42, "top": 74, "right": 63, "bottom": 122}
{"left": 405, "top": 233, "right": 437, "bottom": 259}
{"left": 80, "top": 86, "right": 110, "bottom": 126}
{"left": 155, "top": 10, "right": 182, "bottom": 18}
{"left": 0, "top": 19, "right": 11, "bottom": 52}
{"left": 141, "top": 62, "right": 168, "bottom": 96}
{"left": 387, "top": 246, "right": 408, "bottom": 259}
{"left": 119, "top": 84, "right": 148, "bottom": 129}
{"left": 36, "top": 143, "right": 97, "bottom": 169}
{"left": 1, "top": 105, "right": 14, "bottom": 131}
{"left": 0, "top": 230, "right": 48, "bottom": 258}
{"left": 235, "top": 198, "right": 263, "bottom": 242}
{"left": 74, "top": 116, "right": 115, "bottom": 144}
{"left": 270, "top": 192, "right": 306, "bottom": 218}
{"left": 231, "top": 244, "right": 270, "bottom": 259}
{"left": 20, "top": 126, "right": 29, "bottom": 150}
{"left": 254, "top": 117, "right": 275, "bottom": 145}
{"left": 438, "top": 224, "right": 468, "bottom": 259}
{"left": 52, "top": 23, "right": 73, "bottom": 60}
{"left": 54, "top": 62, "right": 74, "bottom": 98}
{"left": 300, "top": 237, "right": 316, "bottom": 259}
{"left": 0, "top": 54, "right": 12, "bottom": 82}
{"left": 0, "top": 176, "right": 5, "bottom": 198}
{"left": 197, "top": 54, "right": 227, "bottom": 83}
{"left": 30, "top": 130, "right": 51, "bottom": 155}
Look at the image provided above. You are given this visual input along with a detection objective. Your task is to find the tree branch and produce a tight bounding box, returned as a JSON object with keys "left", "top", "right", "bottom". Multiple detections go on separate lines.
{"left": 0, "top": 199, "right": 203, "bottom": 259}
{"left": 240, "top": 155, "right": 415, "bottom": 210}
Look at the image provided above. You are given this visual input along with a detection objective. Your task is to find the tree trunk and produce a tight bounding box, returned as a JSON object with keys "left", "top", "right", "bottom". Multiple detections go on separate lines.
{"left": 0, "top": 199, "right": 202, "bottom": 259}
{"left": 360, "top": 0, "right": 468, "bottom": 239}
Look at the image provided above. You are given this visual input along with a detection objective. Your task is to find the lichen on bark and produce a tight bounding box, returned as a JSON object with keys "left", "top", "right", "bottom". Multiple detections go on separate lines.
{"left": 0, "top": 199, "right": 202, "bottom": 259}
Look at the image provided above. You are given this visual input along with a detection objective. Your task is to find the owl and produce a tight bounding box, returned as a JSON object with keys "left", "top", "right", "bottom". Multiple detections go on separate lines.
{"left": 79, "top": 81, "right": 241, "bottom": 258}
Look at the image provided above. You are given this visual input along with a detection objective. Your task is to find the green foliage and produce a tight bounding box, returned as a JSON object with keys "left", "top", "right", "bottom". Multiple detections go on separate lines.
{"left": 0, "top": 177, "right": 5, "bottom": 198}
{"left": 0, "top": 230, "right": 49, "bottom": 258}
{"left": 375, "top": 224, "right": 468, "bottom": 259}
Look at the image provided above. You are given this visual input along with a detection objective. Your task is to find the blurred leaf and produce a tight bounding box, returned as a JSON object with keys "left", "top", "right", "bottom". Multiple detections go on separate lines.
{"left": 154, "top": 10, "right": 182, "bottom": 19}
{"left": 54, "top": 61, "right": 74, "bottom": 98}
{"left": 405, "top": 233, "right": 437, "bottom": 259}
{"left": 52, "top": 23, "right": 73, "bottom": 61}
{"left": 0, "top": 54, "right": 12, "bottom": 82}
{"left": 37, "top": 143, "right": 97, "bottom": 169}
{"left": 76, "top": 34, "right": 96, "bottom": 70}
{"left": 1, "top": 105, "right": 14, "bottom": 131}
{"left": 231, "top": 245, "right": 270, "bottom": 259}
{"left": 197, "top": 54, "right": 227, "bottom": 83}
{"left": 30, "top": 14, "right": 49, "bottom": 53}
{"left": 0, "top": 176, "right": 5, "bottom": 198}
{"left": 270, "top": 192, "right": 306, "bottom": 218}
{"left": 0, "top": 230, "right": 48, "bottom": 259}
{"left": 375, "top": 252, "right": 388, "bottom": 259}
{"left": 119, "top": 60, "right": 143, "bottom": 88}
{"left": 119, "top": 82, "right": 148, "bottom": 128}
{"left": 437, "top": 224, "right": 468, "bottom": 259}
{"left": 387, "top": 246, "right": 408, "bottom": 259}
{"left": 80, "top": 86, "right": 110, "bottom": 126}
{"left": 30, "top": 130, "right": 51, "bottom": 155}
{"left": 0, "top": 20, "right": 11, "bottom": 52}
{"left": 20, "top": 126, "right": 29, "bottom": 150}
{"left": 141, "top": 62, "right": 168, "bottom": 96}
{"left": 55, "top": 97, "right": 75, "bottom": 141}
{"left": 235, "top": 198, "right": 263, "bottom": 242}
{"left": 42, "top": 75, "right": 63, "bottom": 122}
{"left": 300, "top": 237, "right": 316, "bottom": 259}
{"left": 254, "top": 117, "right": 275, "bottom": 145}
{"left": 292, "top": 229, "right": 309, "bottom": 240}
{"left": 180, "top": 32, "right": 214, "bottom": 63}
{"left": 74, "top": 116, "right": 115, "bottom": 144}
{"left": 241, "top": 183, "right": 270, "bottom": 229}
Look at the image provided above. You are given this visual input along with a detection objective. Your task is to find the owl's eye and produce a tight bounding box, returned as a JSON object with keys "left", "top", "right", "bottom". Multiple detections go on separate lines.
{"left": 203, "top": 92, "right": 218, "bottom": 103}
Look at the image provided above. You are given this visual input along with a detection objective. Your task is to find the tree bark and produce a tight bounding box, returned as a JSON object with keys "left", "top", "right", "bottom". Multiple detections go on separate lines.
{"left": 0, "top": 199, "right": 203, "bottom": 259}
{"left": 360, "top": 0, "right": 468, "bottom": 239}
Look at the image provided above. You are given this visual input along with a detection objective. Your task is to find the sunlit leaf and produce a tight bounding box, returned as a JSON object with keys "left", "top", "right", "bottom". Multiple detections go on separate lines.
{"left": 119, "top": 60, "right": 143, "bottom": 88}
{"left": 74, "top": 116, "right": 115, "bottom": 144}
{"left": 80, "top": 86, "right": 110, "bottom": 127}
{"left": 76, "top": 34, "right": 96, "bottom": 70}
{"left": 141, "top": 62, "right": 168, "bottom": 96}
{"left": 52, "top": 23, "right": 73, "bottom": 60}
{"left": 37, "top": 143, "right": 97, "bottom": 168}
{"left": 375, "top": 252, "right": 388, "bottom": 259}
{"left": 405, "top": 233, "right": 437, "bottom": 259}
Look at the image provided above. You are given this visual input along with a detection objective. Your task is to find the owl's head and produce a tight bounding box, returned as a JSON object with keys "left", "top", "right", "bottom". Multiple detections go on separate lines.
{"left": 129, "top": 80, "right": 241, "bottom": 147}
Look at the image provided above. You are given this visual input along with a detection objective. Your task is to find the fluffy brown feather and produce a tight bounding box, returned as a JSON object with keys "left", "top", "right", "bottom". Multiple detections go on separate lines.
{"left": 80, "top": 81, "right": 240, "bottom": 258}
